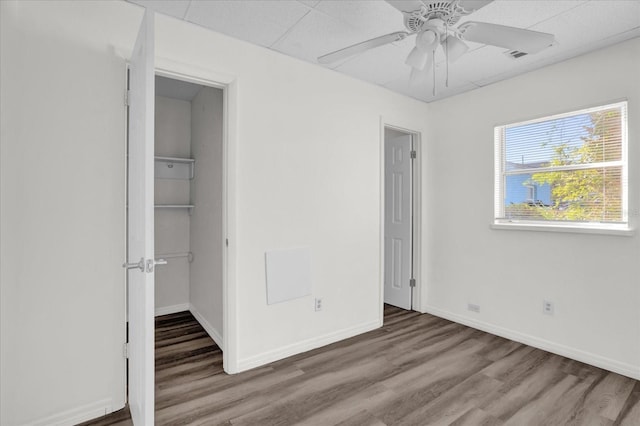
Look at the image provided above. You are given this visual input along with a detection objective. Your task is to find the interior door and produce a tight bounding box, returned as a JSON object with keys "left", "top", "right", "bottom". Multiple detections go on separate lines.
{"left": 384, "top": 134, "right": 413, "bottom": 310}
{"left": 126, "top": 9, "right": 155, "bottom": 426}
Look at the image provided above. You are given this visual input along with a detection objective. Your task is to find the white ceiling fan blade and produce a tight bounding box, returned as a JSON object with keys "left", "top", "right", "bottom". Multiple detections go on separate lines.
{"left": 459, "top": 22, "right": 555, "bottom": 54}
{"left": 318, "top": 31, "right": 410, "bottom": 64}
{"left": 386, "top": 0, "right": 426, "bottom": 13}
{"left": 455, "top": 0, "right": 494, "bottom": 13}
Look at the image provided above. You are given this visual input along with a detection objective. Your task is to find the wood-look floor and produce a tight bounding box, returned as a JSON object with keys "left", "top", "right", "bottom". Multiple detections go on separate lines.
{"left": 83, "top": 306, "right": 640, "bottom": 426}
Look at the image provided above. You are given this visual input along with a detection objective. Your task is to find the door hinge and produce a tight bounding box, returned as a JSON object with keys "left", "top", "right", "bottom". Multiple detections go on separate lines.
{"left": 226, "top": 238, "right": 229, "bottom": 247}
{"left": 123, "top": 342, "right": 130, "bottom": 359}
{"left": 125, "top": 90, "right": 131, "bottom": 106}
{"left": 410, "top": 150, "right": 417, "bottom": 159}
{"left": 409, "top": 278, "right": 416, "bottom": 288}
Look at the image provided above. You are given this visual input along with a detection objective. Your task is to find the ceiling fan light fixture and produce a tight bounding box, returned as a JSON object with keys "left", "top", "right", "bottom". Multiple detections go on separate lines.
{"left": 416, "top": 30, "right": 438, "bottom": 50}
{"left": 444, "top": 35, "right": 469, "bottom": 62}
{"left": 406, "top": 46, "right": 429, "bottom": 70}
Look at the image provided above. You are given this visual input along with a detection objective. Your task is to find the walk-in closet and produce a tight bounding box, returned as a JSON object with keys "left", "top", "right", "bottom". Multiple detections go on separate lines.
{"left": 154, "top": 75, "right": 224, "bottom": 349}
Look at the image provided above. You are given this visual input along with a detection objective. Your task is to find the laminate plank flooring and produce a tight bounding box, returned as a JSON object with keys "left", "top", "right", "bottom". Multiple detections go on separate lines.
{"left": 82, "top": 306, "right": 640, "bottom": 426}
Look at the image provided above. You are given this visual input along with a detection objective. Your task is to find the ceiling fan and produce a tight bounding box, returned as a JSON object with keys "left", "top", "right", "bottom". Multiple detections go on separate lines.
{"left": 318, "top": 0, "right": 555, "bottom": 92}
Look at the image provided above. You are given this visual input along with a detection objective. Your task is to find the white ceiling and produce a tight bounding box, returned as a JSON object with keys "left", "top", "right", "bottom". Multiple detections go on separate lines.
{"left": 128, "top": 0, "right": 640, "bottom": 103}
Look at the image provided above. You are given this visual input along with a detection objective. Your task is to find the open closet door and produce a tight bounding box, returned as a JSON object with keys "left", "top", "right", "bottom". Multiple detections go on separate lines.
{"left": 126, "top": 9, "right": 155, "bottom": 426}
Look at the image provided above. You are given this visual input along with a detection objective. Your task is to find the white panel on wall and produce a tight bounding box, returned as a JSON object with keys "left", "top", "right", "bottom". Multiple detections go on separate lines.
{"left": 265, "top": 247, "right": 312, "bottom": 305}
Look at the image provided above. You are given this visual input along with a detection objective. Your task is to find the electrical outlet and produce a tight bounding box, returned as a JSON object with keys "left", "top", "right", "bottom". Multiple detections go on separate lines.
{"left": 315, "top": 298, "right": 323, "bottom": 312}
{"left": 543, "top": 300, "right": 554, "bottom": 315}
{"left": 467, "top": 303, "right": 480, "bottom": 313}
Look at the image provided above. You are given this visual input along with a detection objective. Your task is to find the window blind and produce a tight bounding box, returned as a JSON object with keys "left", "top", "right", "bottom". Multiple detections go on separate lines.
{"left": 495, "top": 101, "right": 627, "bottom": 225}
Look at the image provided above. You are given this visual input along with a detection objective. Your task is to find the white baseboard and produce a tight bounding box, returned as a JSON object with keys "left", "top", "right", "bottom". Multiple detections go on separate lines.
{"left": 236, "top": 319, "right": 382, "bottom": 373}
{"left": 422, "top": 305, "right": 640, "bottom": 381}
{"left": 189, "top": 304, "right": 224, "bottom": 350}
{"left": 24, "top": 398, "right": 115, "bottom": 426}
{"left": 155, "top": 303, "right": 190, "bottom": 317}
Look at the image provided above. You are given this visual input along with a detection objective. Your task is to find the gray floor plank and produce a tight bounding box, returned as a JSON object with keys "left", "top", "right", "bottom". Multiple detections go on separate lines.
{"left": 81, "top": 307, "right": 639, "bottom": 426}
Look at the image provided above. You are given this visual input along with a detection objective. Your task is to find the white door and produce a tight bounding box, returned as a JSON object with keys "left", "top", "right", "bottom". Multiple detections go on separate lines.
{"left": 126, "top": 9, "right": 155, "bottom": 426}
{"left": 384, "top": 134, "right": 413, "bottom": 310}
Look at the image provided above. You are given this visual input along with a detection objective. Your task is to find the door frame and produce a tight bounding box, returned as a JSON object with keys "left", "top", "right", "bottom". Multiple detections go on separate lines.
{"left": 380, "top": 123, "right": 422, "bottom": 317}
{"left": 155, "top": 58, "right": 239, "bottom": 374}
{"left": 126, "top": 56, "right": 240, "bottom": 376}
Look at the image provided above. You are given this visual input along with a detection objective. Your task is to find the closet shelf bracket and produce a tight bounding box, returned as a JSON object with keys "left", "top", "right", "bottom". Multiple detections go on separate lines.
{"left": 155, "top": 156, "right": 195, "bottom": 179}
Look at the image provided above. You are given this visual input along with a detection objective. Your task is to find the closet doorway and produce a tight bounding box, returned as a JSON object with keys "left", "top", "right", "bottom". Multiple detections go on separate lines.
{"left": 124, "top": 15, "right": 237, "bottom": 421}
{"left": 125, "top": 71, "right": 228, "bottom": 421}
{"left": 152, "top": 75, "right": 224, "bottom": 350}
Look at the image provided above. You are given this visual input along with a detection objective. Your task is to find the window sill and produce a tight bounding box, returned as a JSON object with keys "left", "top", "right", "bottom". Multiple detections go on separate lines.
{"left": 491, "top": 221, "right": 634, "bottom": 237}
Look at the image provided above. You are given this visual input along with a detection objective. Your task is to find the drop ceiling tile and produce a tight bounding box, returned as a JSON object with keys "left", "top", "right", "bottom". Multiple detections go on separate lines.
{"left": 532, "top": 0, "right": 640, "bottom": 44}
{"left": 438, "top": 1, "right": 640, "bottom": 86}
{"left": 451, "top": 44, "right": 532, "bottom": 83}
{"left": 314, "top": 0, "right": 405, "bottom": 35}
{"left": 431, "top": 0, "right": 640, "bottom": 90}
{"left": 298, "top": 0, "right": 321, "bottom": 7}
{"left": 273, "top": 9, "right": 381, "bottom": 65}
{"left": 470, "top": 53, "right": 559, "bottom": 87}
{"left": 384, "top": 65, "right": 478, "bottom": 102}
{"left": 334, "top": 44, "right": 410, "bottom": 85}
{"left": 185, "top": 1, "right": 311, "bottom": 48}
{"left": 501, "top": 0, "right": 638, "bottom": 77}
{"left": 128, "top": 0, "right": 191, "bottom": 19}
{"left": 457, "top": 0, "right": 588, "bottom": 29}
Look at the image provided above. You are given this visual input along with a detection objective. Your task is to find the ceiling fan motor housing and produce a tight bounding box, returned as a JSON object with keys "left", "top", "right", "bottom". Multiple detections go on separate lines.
{"left": 404, "top": 1, "right": 467, "bottom": 33}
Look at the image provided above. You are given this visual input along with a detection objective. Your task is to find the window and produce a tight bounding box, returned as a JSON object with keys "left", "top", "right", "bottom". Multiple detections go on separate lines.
{"left": 494, "top": 101, "right": 628, "bottom": 231}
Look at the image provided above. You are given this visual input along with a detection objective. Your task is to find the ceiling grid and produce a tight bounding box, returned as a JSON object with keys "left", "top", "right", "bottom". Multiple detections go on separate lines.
{"left": 128, "top": 0, "right": 640, "bottom": 103}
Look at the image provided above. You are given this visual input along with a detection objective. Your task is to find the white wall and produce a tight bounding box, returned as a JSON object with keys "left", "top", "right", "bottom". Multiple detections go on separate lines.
{"left": 154, "top": 95, "right": 191, "bottom": 312}
{"left": 0, "top": 2, "right": 135, "bottom": 425}
{"left": 423, "top": 37, "right": 640, "bottom": 379}
{"left": 0, "top": 1, "right": 431, "bottom": 423}
{"left": 190, "top": 87, "right": 224, "bottom": 346}
{"left": 10, "top": 2, "right": 635, "bottom": 424}
{"left": 152, "top": 14, "right": 432, "bottom": 371}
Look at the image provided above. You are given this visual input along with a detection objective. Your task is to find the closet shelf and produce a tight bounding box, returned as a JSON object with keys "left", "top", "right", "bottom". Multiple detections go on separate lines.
{"left": 155, "top": 156, "right": 195, "bottom": 163}
{"left": 155, "top": 204, "right": 194, "bottom": 213}
{"left": 156, "top": 251, "right": 194, "bottom": 263}
{"left": 155, "top": 156, "right": 195, "bottom": 180}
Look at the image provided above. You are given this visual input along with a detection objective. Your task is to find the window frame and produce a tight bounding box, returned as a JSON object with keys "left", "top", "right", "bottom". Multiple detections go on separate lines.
{"left": 493, "top": 101, "right": 632, "bottom": 236}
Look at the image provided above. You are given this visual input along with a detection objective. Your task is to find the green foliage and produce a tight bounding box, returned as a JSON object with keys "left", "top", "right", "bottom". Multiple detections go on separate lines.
{"left": 524, "top": 109, "right": 622, "bottom": 222}
{"left": 505, "top": 202, "right": 547, "bottom": 220}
